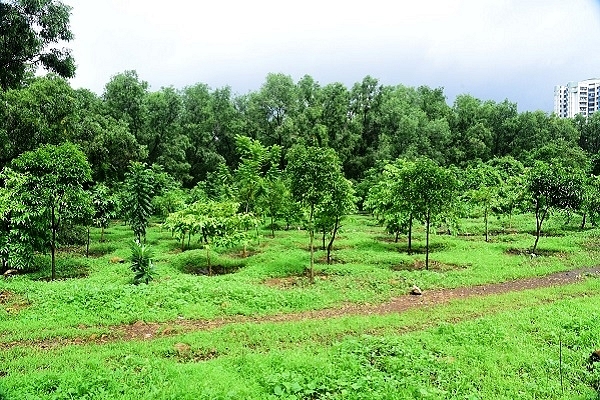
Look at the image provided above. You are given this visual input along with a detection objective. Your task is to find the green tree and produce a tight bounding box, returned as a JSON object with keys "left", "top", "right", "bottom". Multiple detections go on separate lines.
{"left": 121, "top": 162, "right": 160, "bottom": 242}
{"left": 287, "top": 145, "right": 343, "bottom": 282}
{"left": 91, "top": 183, "right": 117, "bottom": 242}
{"left": 525, "top": 161, "right": 584, "bottom": 253}
{"left": 0, "top": 75, "right": 77, "bottom": 167}
{"left": 1, "top": 143, "right": 92, "bottom": 279}
{"left": 315, "top": 174, "right": 356, "bottom": 263}
{"left": 463, "top": 163, "right": 503, "bottom": 242}
{"left": 234, "top": 135, "right": 281, "bottom": 214}
{"left": 103, "top": 70, "right": 148, "bottom": 140}
{"left": 411, "top": 158, "right": 459, "bottom": 269}
{"left": 0, "top": 0, "right": 75, "bottom": 91}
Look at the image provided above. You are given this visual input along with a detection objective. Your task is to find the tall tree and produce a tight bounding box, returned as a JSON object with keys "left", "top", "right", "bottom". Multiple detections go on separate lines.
{"left": 0, "top": 75, "right": 77, "bottom": 168}
{"left": 287, "top": 145, "right": 343, "bottom": 282}
{"left": 0, "top": 0, "right": 75, "bottom": 91}
{"left": 103, "top": 70, "right": 148, "bottom": 141}
{"left": 411, "top": 158, "right": 459, "bottom": 269}
{"left": 0, "top": 143, "right": 92, "bottom": 279}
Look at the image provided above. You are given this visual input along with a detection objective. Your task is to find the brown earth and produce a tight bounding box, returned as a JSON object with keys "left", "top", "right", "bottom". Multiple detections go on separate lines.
{"left": 2, "top": 266, "right": 600, "bottom": 350}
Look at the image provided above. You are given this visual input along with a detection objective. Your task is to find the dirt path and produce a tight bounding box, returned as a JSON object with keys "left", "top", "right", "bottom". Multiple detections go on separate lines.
{"left": 3, "top": 266, "right": 600, "bottom": 350}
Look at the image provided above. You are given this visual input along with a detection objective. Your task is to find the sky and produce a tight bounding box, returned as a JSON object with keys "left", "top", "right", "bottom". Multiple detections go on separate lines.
{"left": 64, "top": 0, "right": 600, "bottom": 112}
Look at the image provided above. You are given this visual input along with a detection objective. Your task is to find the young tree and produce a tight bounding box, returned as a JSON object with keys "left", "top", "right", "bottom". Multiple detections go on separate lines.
{"left": 120, "top": 162, "right": 163, "bottom": 242}
{"left": 1, "top": 143, "right": 92, "bottom": 279}
{"left": 91, "top": 183, "right": 117, "bottom": 242}
{"left": 315, "top": 174, "right": 356, "bottom": 263}
{"left": 525, "top": 161, "right": 584, "bottom": 253}
{"left": 410, "top": 158, "right": 459, "bottom": 270}
{"left": 287, "top": 145, "right": 344, "bottom": 282}
{"left": 463, "top": 162, "right": 503, "bottom": 242}
{"left": 0, "top": 0, "right": 75, "bottom": 91}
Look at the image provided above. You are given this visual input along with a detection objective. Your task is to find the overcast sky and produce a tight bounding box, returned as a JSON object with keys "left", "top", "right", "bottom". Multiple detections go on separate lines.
{"left": 64, "top": 0, "right": 600, "bottom": 112}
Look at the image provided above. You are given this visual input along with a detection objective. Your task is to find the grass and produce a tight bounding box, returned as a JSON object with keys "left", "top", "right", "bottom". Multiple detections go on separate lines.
{"left": 0, "top": 212, "right": 600, "bottom": 398}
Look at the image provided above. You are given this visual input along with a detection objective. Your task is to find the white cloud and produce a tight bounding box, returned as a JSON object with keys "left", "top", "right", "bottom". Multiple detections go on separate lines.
{"left": 65, "top": 0, "right": 600, "bottom": 110}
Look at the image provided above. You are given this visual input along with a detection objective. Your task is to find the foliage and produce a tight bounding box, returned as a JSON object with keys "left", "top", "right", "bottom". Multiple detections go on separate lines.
{"left": 0, "top": 0, "right": 75, "bottom": 91}
{"left": 0, "top": 143, "right": 92, "bottom": 278}
{"left": 120, "top": 162, "right": 162, "bottom": 242}
{"left": 315, "top": 174, "right": 356, "bottom": 263}
{"left": 163, "top": 200, "right": 258, "bottom": 274}
{"left": 287, "top": 144, "right": 345, "bottom": 282}
{"left": 91, "top": 183, "right": 117, "bottom": 242}
{"left": 130, "top": 241, "right": 156, "bottom": 284}
{"left": 525, "top": 161, "right": 584, "bottom": 253}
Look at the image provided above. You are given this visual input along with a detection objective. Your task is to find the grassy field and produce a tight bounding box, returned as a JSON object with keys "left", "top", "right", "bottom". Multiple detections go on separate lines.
{"left": 1, "top": 213, "right": 600, "bottom": 399}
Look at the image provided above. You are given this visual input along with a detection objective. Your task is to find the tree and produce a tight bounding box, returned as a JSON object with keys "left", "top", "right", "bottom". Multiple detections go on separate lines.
{"left": 91, "top": 183, "right": 117, "bottom": 242}
{"left": 234, "top": 135, "right": 281, "bottom": 214}
{"left": 120, "top": 162, "right": 163, "bottom": 242}
{"left": 463, "top": 162, "right": 503, "bottom": 242}
{"left": 410, "top": 158, "right": 459, "bottom": 269}
{"left": 365, "top": 159, "right": 415, "bottom": 247}
{"left": 0, "top": 143, "right": 92, "bottom": 279}
{"left": 315, "top": 174, "right": 356, "bottom": 263}
{"left": 0, "top": 0, "right": 75, "bottom": 91}
{"left": 103, "top": 70, "right": 148, "bottom": 140}
{"left": 287, "top": 145, "right": 344, "bottom": 282}
{"left": 0, "top": 75, "right": 77, "bottom": 168}
{"left": 525, "top": 161, "right": 584, "bottom": 253}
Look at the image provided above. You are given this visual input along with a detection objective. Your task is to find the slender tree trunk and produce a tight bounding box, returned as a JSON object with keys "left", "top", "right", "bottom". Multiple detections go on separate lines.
{"left": 425, "top": 214, "right": 430, "bottom": 271}
{"left": 407, "top": 215, "right": 413, "bottom": 255}
{"left": 532, "top": 207, "right": 547, "bottom": 254}
{"left": 270, "top": 215, "right": 275, "bottom": 238}
{"left": 100, "top": 226, "right": 105, "bottom": 242}
{"left": 326, "top": 217, "right": 340, "bottom": 264}
{"left": 484, "top": 208, "right": 489, "bottom": 242}
{"left": 581, "top": 213, "right": 587, "bottom": 230}
{"left": 86, "top": 227, "right": 90, "bottom": 258}
{"left": 394, "top": 230, "right": 399, "bottom": 243}
{"left": 206, "top": 246, "right": 212, "bottom": 276}
{"left": 321, "top": 230, "right": 326, "bottom": 250}
{"left": 51, "top": 207, "right": 56, "bottom": 281}
{"left": 309, "top": 205, "right": 315, "bottom": 284}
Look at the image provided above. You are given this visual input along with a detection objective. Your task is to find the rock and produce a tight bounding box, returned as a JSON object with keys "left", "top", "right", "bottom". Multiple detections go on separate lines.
{"left": 173, "top": 342, "right": 191, "bottom": 354}
{"left": 3, "top": 269, "right": 19, "bottom": 278}
{"left": 590, "top": 349, "right": 600, "bottom": 364}
{"left": 410, "top": 285, "right": 422, "bottom": 295}
{"left": 109, "top": 257, "right": 125, "bottom": 264}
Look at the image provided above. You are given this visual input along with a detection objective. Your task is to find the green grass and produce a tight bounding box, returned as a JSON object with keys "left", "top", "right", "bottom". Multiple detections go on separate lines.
{"left": 1, "top": 212, "right": 600, "bottom": 398}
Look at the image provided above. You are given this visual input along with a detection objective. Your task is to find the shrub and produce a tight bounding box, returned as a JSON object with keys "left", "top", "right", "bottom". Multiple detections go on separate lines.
{"left": 130, "top": 241, "right": 156, "bottom": 284}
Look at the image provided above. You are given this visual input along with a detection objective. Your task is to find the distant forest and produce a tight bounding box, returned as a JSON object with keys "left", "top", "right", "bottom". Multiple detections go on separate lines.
{"left": 2, "top": 71, "right": 598, "bottom": 188}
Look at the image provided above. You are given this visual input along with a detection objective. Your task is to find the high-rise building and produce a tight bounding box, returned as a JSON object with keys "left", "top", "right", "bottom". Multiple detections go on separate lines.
{"left": 554, "top": 78, "right": 600, "bottom": 118}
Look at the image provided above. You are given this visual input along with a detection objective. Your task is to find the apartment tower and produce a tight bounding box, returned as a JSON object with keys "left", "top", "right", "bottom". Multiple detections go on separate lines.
{"left": 554, "top": 78, "right": 600, "bottom": 118}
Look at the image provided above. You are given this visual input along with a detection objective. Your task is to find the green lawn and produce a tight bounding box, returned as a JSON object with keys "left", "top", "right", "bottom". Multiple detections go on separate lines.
{"left": 1, "top": 213, "right": 599, "bottom": 399}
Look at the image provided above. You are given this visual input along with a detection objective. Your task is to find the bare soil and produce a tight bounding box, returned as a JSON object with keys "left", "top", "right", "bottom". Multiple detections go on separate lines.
{"left": 2, "top": 266, "right": 600, "bottom": 350}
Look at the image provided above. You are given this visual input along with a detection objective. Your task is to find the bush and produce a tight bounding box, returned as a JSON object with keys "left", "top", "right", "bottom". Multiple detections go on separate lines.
{"left": 130, "top": 241, "right": 156, "bottom": 284}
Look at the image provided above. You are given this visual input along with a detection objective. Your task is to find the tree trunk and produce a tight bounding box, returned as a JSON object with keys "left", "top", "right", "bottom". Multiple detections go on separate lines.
{"left": 394, "top": 230, "right": 399, "bottom": 243}
{"left": 581, "top": 213, "right": 587, "bottom": 230}
{"left": 484, "top": 208, "right": 489, "bottom": 242}
{"left": 100, "top": 226, "right": 105, "bottom": 242}
{"left": 407, "top": 215, "right": 413, "bottom": 255}
{"left": 321, "top": 230, "right": 326, "bottom": 250}
{"left": 425, "top": 214, "right": 430, "bottom": 271}
{"left": 206, "top": 246, "right": 212, "bottom": 276}
{"left": 270, "top": 215, "right": 275, "bottom": 238}
{"left": 86, "top": 227, "right": 90, "bottom": 258}
{"left": 309, "top": 205, "right": 315, "bottom": 284}
{"left": 532, "top": 207, "right": 547, "bottom": 254}
{"left": 326, "top": 217, "right": 340, "bottom": 264}
{"left": 51, "top": 206, "right": 56, "bottom": 281}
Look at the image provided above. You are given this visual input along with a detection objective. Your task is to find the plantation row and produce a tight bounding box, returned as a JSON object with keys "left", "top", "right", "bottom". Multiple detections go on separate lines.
{"left": 0, "top": 130, "right": 595, "bottom": 284}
